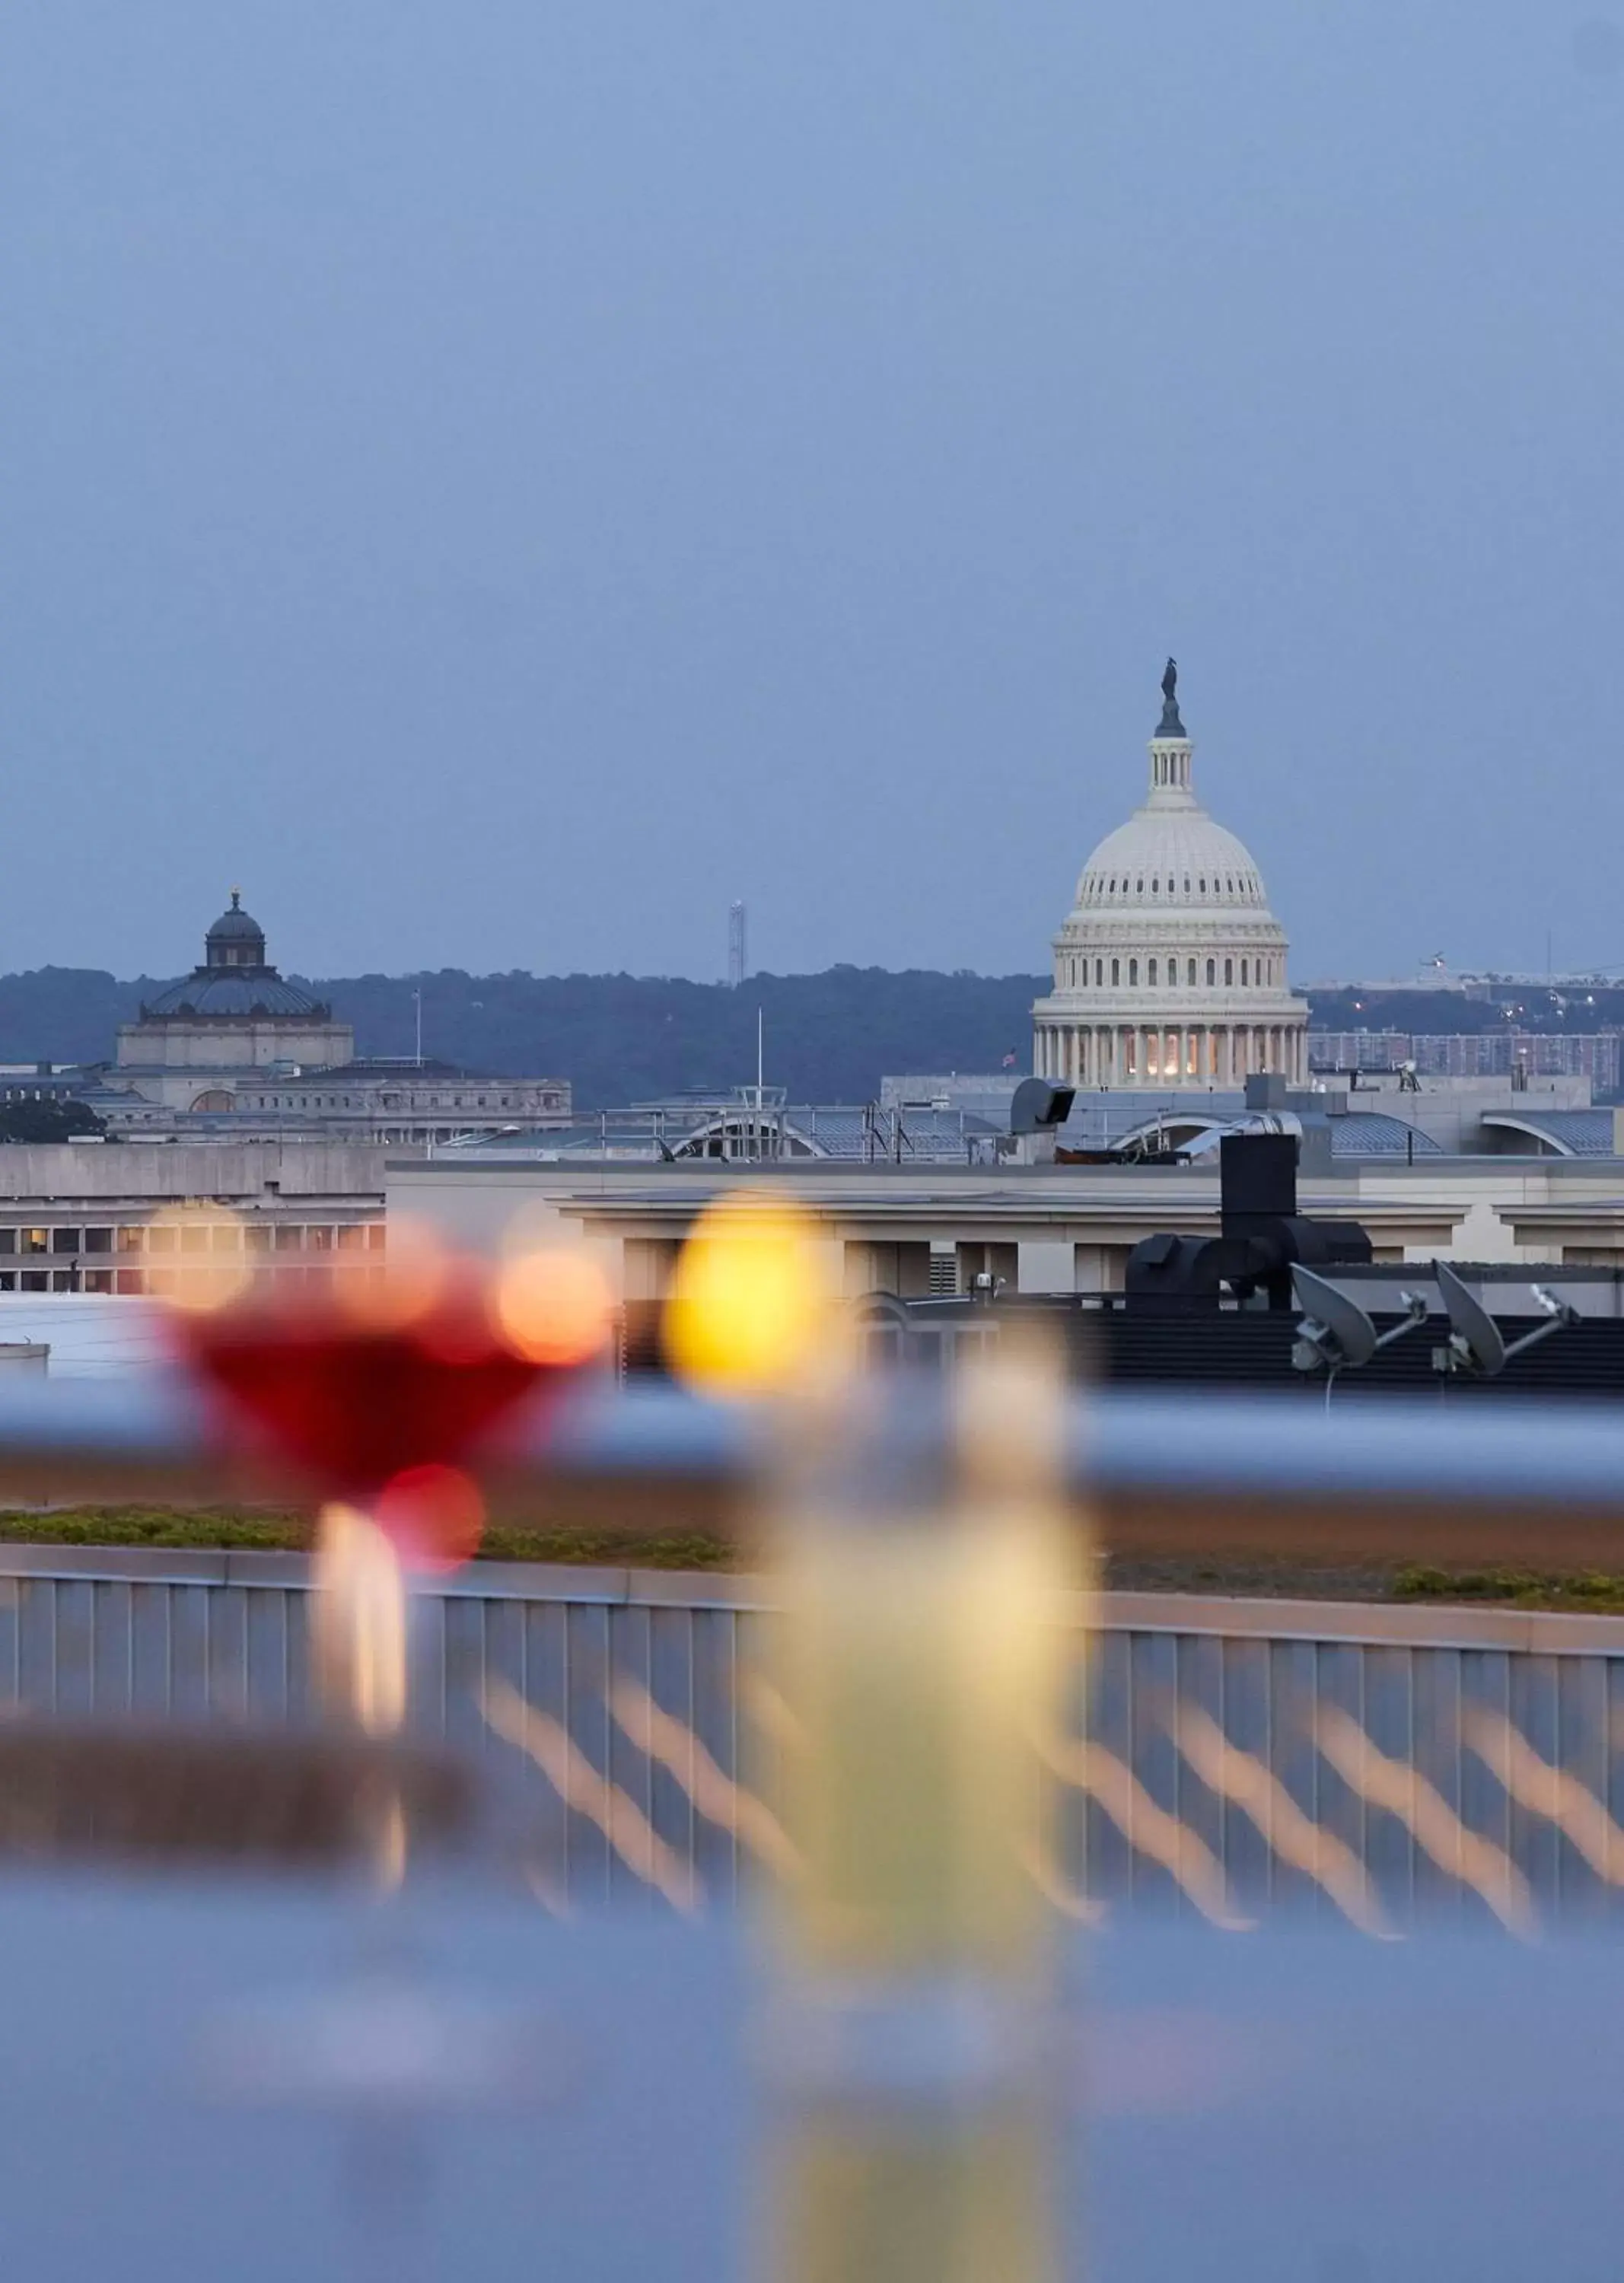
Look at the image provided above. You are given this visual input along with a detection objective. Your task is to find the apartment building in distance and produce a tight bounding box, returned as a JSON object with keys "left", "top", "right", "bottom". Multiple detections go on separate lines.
{"left": 1310, "top": 1030, "right": 1621, "bottom": 1091}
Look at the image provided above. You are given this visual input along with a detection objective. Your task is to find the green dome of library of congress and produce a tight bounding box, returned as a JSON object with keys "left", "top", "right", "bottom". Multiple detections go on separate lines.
{"left": 140, "top": 892, "right": 332, "bottom": 1023}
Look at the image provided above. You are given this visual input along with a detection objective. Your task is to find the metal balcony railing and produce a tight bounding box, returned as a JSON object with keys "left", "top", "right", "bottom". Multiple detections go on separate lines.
{"left": 2, "top": 1370, "right": 1622, "bottom": 1558}
{"left": 3, "top": 1372, "right": 1624, "bottom": 1928}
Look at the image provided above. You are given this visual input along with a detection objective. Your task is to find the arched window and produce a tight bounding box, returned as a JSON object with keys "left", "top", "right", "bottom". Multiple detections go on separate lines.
{"left": 1240, "top": 958, "right": 1249, "bottom": 985}
{"left": 1199, "top": 878, "right": 1206, "bottom": 895}
{"left": 1148, "top": 958, "right": 1157, "bottom": 986}
{"left": 1095, "top": 958, "right": 1103, "bottom": 986}
{"left": 1136, "top": 878, "right": 1144, "bottom": 894}
{"left": 1187, "top": 958, "right": 1197, "bottom": 987}
{"left": 1151, "top": 878, "right": 1159, "bottom": 896}
{"left": 1111, "top": 958, "right": 1120, "bottom": 985}
{"left": 1129, "top": 959, "right": 1139, "bottom": 985}
{"left": 1183, "top": 877, "right": 1190, "bottom": 895}
{"left": 1205, "top": 958, "right": 1215, "bottom": 986}
{"left": 1224, "top": 958, "right": 1234, "bottom": 985}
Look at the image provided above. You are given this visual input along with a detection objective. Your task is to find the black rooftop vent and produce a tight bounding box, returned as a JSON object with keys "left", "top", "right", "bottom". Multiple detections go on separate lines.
{"left": 1220, "top": 1132, "right": 1298, "bottom": 1231}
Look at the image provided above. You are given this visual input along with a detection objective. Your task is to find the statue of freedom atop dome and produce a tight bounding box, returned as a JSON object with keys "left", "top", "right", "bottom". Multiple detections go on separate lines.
{"left": 1157, "top": 655, "right": 1186, "bottom": 738}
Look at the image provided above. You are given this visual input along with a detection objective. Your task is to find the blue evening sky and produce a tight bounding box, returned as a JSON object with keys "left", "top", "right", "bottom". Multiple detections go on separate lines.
{"left": 2, "top": 2, "right": 1619, "bottom": 982}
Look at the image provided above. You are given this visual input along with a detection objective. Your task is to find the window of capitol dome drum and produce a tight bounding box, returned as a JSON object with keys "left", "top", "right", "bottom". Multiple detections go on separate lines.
{"left": 1148, "top": 958, "right": 1157, "bottom": 985}
{"left": 1129, "top": 959, "right": 1138, "bottom": 985}
{"left": 1206, "top": 959, "right": 1215, "bottom": 985}
{"left": 1225, "top": 958, "right": 1234, "bottom": 984}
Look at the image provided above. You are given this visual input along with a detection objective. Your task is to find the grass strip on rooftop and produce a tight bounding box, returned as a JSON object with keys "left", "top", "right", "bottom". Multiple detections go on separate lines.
{"left": 0, "top": 1507, "right": 737, "bottom": 1571}
{"left": 1396, "top": 1564, "right": 1624, "bottom": 1614}
{"left": 9, "top": 1522, "right": 1622, "bottom": 1608}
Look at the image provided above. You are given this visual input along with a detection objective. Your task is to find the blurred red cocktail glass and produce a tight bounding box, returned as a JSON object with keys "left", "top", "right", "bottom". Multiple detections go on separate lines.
{"left": 165, "top": 1227, "right": 611, "bottom": 1571}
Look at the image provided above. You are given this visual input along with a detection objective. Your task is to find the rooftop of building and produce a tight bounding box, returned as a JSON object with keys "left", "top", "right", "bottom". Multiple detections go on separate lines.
{"left": 1478, "top": 1108, "right": 1618, "bottom": 1157}
{"left": 133, "top": 891, "right": 334, "bottom": 1024}
{"left": 430, "top": 1093, "right": 996, "bottom": 1164}
{"left": 244, "top": 1057, "right": 561, "bottom": 1089}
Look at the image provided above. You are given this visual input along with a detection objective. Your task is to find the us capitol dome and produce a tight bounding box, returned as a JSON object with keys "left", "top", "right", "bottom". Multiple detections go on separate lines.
{"left": 1030, "top": 662, "right": 1307, "bottom": 1088}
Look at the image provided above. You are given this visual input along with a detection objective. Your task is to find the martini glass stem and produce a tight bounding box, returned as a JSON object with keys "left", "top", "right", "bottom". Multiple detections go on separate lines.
{"left": 314, "top": 1501, "right": 409, "bottom": 1887}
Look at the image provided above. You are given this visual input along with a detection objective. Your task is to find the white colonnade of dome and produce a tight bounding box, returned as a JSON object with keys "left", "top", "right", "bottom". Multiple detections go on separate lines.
{"left": 1031, "top": 664, "right": 1307, "bottom": 1089}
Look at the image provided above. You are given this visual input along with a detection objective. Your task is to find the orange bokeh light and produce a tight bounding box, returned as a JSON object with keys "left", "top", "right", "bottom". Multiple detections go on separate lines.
{"left": 145, "top": 1206, "right": 253, "bottom": 1315}
{"left": 331, "top": 1215, "right": 453, "bottom": 1333}
{"left": 492, "top": 1247, "right": 614, "bottom": 1367}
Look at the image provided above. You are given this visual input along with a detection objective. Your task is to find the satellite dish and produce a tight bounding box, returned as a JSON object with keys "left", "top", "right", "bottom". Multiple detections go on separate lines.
{"left": 1291, "top": 1267, "right": 1429, "bottom": 1376}
{"left": 1291, "top": 1266, "right": 1377, "bottom": 1369}
{"left": 1434, "top": 1260, "right": 1505, "bottom": 1375}
{"left": 1432, "top": 1259, "right": 1577, "bottom": 1377}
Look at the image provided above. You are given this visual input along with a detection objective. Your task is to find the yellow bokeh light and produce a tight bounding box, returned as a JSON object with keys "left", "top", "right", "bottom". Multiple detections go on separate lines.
{"left": 493, "top": 1247, "right": 614, "bottom": 1365}
{"left": 664, "top": 1196, "right": 830, "bottom": 1396}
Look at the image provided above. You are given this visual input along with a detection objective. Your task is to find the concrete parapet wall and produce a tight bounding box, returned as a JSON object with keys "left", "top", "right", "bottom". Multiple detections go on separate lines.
{"left": 0, "top": 1142, "right": 387, "bottom": 1202}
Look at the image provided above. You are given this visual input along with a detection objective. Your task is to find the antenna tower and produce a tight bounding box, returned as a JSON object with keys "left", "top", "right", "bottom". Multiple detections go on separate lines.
{"left": 728, "top": 901, "right": 747, "bottom": 990}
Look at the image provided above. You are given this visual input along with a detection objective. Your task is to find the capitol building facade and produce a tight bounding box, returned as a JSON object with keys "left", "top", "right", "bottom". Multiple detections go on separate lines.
{"left": 1030, "top": 664, "right": 1307, "bottom": 1089}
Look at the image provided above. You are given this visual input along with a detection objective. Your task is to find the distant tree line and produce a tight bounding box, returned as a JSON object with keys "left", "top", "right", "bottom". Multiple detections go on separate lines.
{"left": 0, "top": 1099, "right": 106, "bottom": 1144}
{"left": 2, "top": 965, "right": 1619, "bottom": 1114}
{"left": 0, "top": 965, "right": 1042, "bottom": 1110}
